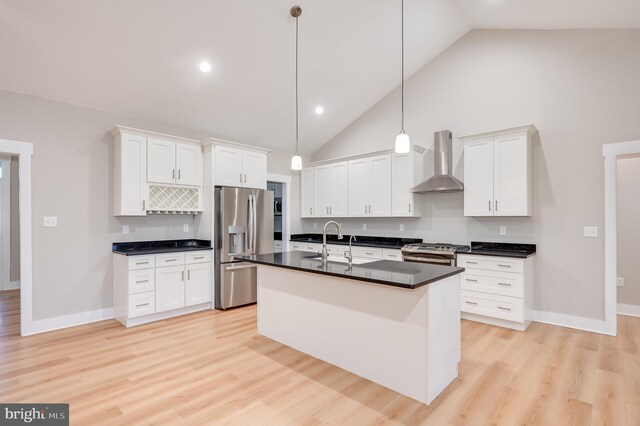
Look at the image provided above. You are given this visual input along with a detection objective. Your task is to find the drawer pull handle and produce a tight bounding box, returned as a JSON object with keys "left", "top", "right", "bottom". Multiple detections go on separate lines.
{"left": 498, "top": 306, "right": 512, "bottom": 311}
{"left": 193, "top": 256, "right": 205, "bottom": 260}
{"left": 387, "top": 254, "right": 397, "bottom": 257}
{"left": 166, "top": 259, "right": 178, "bottom": 262}
{"left": 465, "top": 278, "right": 478, "bottom": 282}
{"left": 135, "top": 280, "right": 149, "bottom": 284}
{"left": 497, "top": 264, "right": 511, "bottom": 268}
{"left": 136, "top": 303, "right": 150, "bottom": 307}
{"left": 497, "top": 282, "right": 512, "bottom": 287}
{"left": 465, "top": 301, "right": 478, "bottom": 305}
{"left": 466, "top": 261, "right": 478, "bottom": 264}
{"left": 136, "top": 261, "right": 149, "bottom": 265}
{"left": 365, "top": 252, "right": 374, "bottom": 255}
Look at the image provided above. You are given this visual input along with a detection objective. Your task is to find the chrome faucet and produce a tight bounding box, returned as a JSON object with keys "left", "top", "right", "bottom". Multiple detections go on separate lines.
{"left": 344, "top": 235, "right": 356, "bottom": 266}
{"left": 320, "top": 221, "right": 343, "bottom": 263}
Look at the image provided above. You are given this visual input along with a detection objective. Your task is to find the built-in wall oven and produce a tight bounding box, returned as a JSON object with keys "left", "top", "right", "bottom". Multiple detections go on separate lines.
{"left": 401, "top": 243, "right": 469, "bottom": 266}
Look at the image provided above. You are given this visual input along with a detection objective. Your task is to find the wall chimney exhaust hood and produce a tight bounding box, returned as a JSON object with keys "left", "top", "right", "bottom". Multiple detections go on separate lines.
{"left": 411, "top": 130, "right": 464, "bottom": 193}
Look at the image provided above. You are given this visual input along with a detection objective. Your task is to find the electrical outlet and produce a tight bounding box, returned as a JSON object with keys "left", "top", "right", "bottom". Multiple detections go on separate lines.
{"left": 500, "top": 226, "right": 507, "bottom": 236}
{"left": 399, "top": 224, "right": 404, "bottom": 232}
{"left": 43, "top": 216, "right": 58, "bottom": 227}
{"left": 584, "top": 226, "right": 598, "bottom": 238}
{"left": 183, "top": 224, "right": 189, "bottom": 233}
{"left": 313, "top": 223, "right": 318, "bottom": 229}
{"left": 617, "top": 277, "right": 624, "bottom": 287}
{"left": 362, "top": 223, "right": 367, "bottom": 231}
{"left": 122, "top": 225, "right": 130, "bottom": 235}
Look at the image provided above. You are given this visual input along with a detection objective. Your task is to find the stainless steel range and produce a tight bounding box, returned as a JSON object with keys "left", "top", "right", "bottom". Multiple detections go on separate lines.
{"left": 401, "top": 243, "right": 469, "bottom": 266}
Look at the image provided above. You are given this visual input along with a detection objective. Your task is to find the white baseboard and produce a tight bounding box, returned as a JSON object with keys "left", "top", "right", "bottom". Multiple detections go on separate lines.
{"left": 532, "top": 310, "right": 608, "bottom": 335}
{"left": 618, "top": 303, "right": 640, "bottom": 317}
{"left": 1, "top": 280, "right": 20, "bottom": 290}
{"left": 26, "top": 308, "right": 114, "bottom": 336}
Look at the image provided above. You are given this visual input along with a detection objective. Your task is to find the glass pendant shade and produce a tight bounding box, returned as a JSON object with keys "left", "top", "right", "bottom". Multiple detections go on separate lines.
{"left": 395, "top": 132, "right": 410, "bottom": 154}
{"left": 291, "top": 154, "right": 302, "bottom": 170}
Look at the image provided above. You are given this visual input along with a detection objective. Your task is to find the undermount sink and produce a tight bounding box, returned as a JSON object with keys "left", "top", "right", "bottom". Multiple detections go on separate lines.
{"left": 306, "top": 255, "right": 374, "bottom": 265}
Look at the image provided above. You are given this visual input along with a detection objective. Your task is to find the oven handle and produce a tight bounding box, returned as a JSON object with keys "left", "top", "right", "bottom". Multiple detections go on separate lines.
{"left": 401, "top": 255, "right": 453, "bottom": 265}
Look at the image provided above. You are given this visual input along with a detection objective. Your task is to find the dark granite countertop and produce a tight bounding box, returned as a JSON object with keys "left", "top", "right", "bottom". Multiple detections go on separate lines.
{"left": 238, "top": 251, "right": 464, "bottom": 289}
{"left": 457, "top": 241, "right": 536, "bottom": 259}
{"left": 113, "top": 239, "right": 212, "bottom": 256}
{"left": 290, "top": 233, "right": 421, "bottom": 250}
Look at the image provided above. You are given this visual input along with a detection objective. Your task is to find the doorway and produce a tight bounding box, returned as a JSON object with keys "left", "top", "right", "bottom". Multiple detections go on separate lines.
{"left": 267, "top": 174, "right": 292, "bottom": 252}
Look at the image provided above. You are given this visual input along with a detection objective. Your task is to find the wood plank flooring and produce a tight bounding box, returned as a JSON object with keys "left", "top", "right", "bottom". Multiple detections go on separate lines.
{"left": 1, "top": 289, "right": 639, "bottom": 425}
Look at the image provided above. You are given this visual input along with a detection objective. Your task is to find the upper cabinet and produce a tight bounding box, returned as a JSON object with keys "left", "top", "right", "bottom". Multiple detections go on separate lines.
{"left": 461, "top": 125, "right": 536, "bottom": 217}
{"left": 213, "top": 144, "right": 268, "bottom": 190}
{"left": 147, "top": 138, "right": 203, "bottom": 186}
{"left": 111, "top": 126, "right": 204, "bottom": 216}
{"left": 301, "top": 146, "right": 423, "bottom": 219}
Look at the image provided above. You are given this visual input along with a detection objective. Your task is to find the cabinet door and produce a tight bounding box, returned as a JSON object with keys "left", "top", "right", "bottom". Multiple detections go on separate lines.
{"left": 147, "top": 138, "right": 176, "bottom": 184}
{"left": 115, "top": 134, "right": 147, "bottom": 216}
{"left": 185, "top": 263, "right": 212, "bottom": 306}
{"left": 301, "top": 167, "right": 316, "bottom": 217}
{"left": 369, "top": 155, "right": 392, "bottom": 216}
{"left": 155, "top": 265, "right": 186, "bottom": 312}
{"left": 493, "top": 133, "right": 530, "bottom": 216}
{"left": 330, "top": 162, "right": 349, "bottom": 216}
{"left": 214, "top": 146, "right": 244, "bottom": 187}
{"left": 392, "top": 152, "right": 418, "bottom": 217}
{"left": 242, "top": 151, "right": 267, "bottom": 189}
{"left": 176, "top": 143, "right": 203, "bottom": 186}
{"left": 348, "top": 158, "right": 370, "bottom": 216}
{"left": 315, "top": 165, "right": 332, "bottom": 217}
{"left": 464, "top": 138, "right": 494, "bottom": 217}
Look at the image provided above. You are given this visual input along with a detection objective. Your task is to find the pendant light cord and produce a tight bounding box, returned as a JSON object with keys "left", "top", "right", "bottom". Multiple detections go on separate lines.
{"left": 295, "top": 14, "right": 299, "bottom": 155}
{"left": 401, "top": 0, "right": 404, "bottom": 132}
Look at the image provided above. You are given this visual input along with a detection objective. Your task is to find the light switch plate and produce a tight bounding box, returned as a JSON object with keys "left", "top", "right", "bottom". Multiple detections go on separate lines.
{"left": 362, "top": 223, "right": 367, "bottom": 231}
{"left": 43, "top": 216, "right": 58, "bottom": 227}
{"left": 584, "top": 226, "right": 598, "bottom": 238}
{"left": 183, "top": 224, "right": 189, "bottom": 233}
{"left": 617, "top": 277, "right": 624, "bottom": 287}
{"left": 499, "top": 226, "right": 507, "bottom": 236}
{"left": 122, "top": 225, "right": 130, "bottom": 235}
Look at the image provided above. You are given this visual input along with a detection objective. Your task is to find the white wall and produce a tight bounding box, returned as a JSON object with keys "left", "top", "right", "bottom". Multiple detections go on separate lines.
{"left": 617, "top": 156, "right": 640, "bottom": 307}
{"left": 0, "top": 89, "right": 295, "bottom": 321}
{"left": 311, "top": 29, "right": 640, "bottom": 321}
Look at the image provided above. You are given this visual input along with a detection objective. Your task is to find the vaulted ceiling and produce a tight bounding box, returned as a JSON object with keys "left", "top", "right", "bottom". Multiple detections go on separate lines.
{"left": 1, "top": 0, "right": 639, "bottom": 154}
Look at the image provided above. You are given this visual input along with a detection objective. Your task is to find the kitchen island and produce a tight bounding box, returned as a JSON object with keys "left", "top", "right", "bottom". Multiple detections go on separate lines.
{"left": 240, "top": 251, "right": 465, "bottom": 404}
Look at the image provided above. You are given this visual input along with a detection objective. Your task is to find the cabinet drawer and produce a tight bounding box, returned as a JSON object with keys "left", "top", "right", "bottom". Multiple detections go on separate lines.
{"left": 353, "top": 247, "right": 383, "bottom": 260}
{"left": 461, "top": 290, "right": 524, "bottom": 322}
{"left": 128, "top": 255, "right": 155, "bottom": 270}
{"left": 460, "top": 271, "right": 523, "bottom": 298}
{"left": 185, "top": 251, "right": 212, "bottom": 264}
{"left": 128, "top": 269, "right": 155, "bottom": 294}
{"left": 155, "top": 252, "right": 185, "bottom": 267}
{"left": 382, "top": 249, "right": 402, "bottom": 261}
{"left": 128, "top": 291, "right": 156, "bottom": 318}
{"left": 326, "top": 245, "right": 348, "bottom": 256}
{"left": 457, "top": 254, "right": 524, "bottom": 274}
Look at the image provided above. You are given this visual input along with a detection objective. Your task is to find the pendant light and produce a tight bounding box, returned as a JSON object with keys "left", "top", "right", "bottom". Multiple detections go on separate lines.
{"left": 395, "top": 0, "right": 410, "bottom": 154}
{"left": 290, "top": 5, "right": 303, "bottom": 170}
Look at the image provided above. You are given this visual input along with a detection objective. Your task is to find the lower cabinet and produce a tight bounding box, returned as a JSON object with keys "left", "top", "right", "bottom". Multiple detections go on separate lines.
{"left": 457, "top": 254, "right": 533, "bottom": 331}
{"left": 289, "top": 242, "right": 403, "bottom": 263}
{"left": 114, "top": 250, "right": 213, "bottom": 327}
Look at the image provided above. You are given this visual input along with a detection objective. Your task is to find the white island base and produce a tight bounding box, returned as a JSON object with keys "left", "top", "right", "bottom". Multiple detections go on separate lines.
{"left": 256, "top": 265, "right": 461, "bottom": 405}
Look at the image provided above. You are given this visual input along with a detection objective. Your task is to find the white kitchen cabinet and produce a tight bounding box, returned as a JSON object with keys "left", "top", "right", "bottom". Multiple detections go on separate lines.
{"left": 113, "top": 132, "right": 148, "bottom": 216}
{"left": 301, "top": 167, "right": 316, "bottom": 218}
{"left": 461, "top": 125, "right": 536, "bottom": 217}
{"left": 314, "top": 162, "right": 349, "bottom": 217}
{"left": 185, "top": 262, "right": 212, "bottom": 306}
{"left": 155, "top": 265, "right": 186, "bottom": 313}
{"left": 148, "top": 139, "right": 203, "bottom": 187}
{"left": 457, "top": 253, "right": 533, "bottom": 331}
{"left": 392, "top": 148, "right": 424, "bottom": 217}
{"left": 348, "top": 155, "right": 391, "bottom": 216}
{"left": 214, "top": 145, "right": 267, "bottom": 189}
{"left": 315, "top": 165, "right": 332, "bottom": 217}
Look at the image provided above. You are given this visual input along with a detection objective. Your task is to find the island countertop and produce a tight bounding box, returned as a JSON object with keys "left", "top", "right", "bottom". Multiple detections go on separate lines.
{"left": 239, "top": 251, "right": 464, "bottom": 289}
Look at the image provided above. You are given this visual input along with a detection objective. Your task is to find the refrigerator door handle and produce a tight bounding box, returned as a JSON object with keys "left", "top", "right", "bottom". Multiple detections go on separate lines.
{"left": 247, "top": 196, "right": 253, "bottom": 254}
{"left": 252, "top": 195, "right": 258, "bottom": 254}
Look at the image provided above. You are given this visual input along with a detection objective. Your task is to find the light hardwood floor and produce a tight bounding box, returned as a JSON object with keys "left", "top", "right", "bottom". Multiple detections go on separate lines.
{"left": 1, "top": 289, "right": 639, "bottom": 425}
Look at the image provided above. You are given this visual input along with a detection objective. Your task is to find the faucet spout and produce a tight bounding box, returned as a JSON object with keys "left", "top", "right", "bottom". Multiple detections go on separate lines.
{"left": 321, "top": 221, "right": 343, "bottom": 263}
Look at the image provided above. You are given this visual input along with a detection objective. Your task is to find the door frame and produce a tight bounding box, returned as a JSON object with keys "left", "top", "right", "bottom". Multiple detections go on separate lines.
{"left": 603, "top": 139, "right": 640, "bottom": 337}
{"left": 267, "top": 173, "right": 292, "bottom": 246}
{"left": 0, "top": 156, "right": 11, "bottom": 291}
{"left": 0, "top": 139, "right": 33, "bottom": 336}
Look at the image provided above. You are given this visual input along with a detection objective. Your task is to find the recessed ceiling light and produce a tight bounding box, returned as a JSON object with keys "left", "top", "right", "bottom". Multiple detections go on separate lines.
{"left": 199, "top": 61, "right": 212, "bottom": 73}
{"left": 314, "top": 106, "right": 324, "bottom": 115}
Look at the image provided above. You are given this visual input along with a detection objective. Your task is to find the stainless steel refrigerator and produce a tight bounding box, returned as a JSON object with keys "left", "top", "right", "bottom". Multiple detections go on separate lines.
{"left": 214, "top": 187, "right": 274, "bottom": 309}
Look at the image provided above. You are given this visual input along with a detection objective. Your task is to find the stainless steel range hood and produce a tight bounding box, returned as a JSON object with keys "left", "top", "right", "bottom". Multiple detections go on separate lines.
{"left": 411, "top": 130, "right": 464, "bottom": 193}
